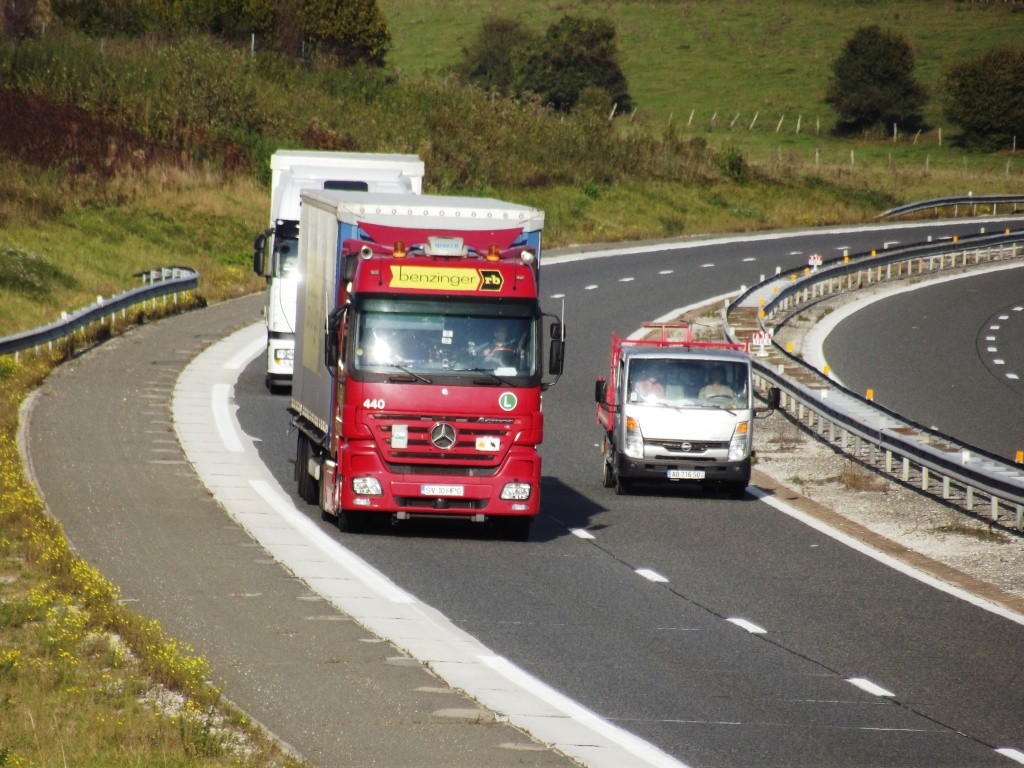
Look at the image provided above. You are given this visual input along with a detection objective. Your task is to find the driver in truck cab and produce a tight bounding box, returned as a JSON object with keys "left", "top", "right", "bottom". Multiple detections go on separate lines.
{"left": 699, "top": 366, "right": 733, "bottom": 400}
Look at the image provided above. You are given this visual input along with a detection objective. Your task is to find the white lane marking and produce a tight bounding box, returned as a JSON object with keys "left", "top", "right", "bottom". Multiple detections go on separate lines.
{"left": 550, "top": 293, "right": 565, "bottom": 299}
{"left": 988, "top": 347, "right": 998, "bottom": 353}
{"left": 789, "top": 251, "right": 803, "bottom": 256}
{"left": 742, "top": 257, "right": 757, "bottom": 262}
{"left": 751, "top": 487, "right": 1024, "bottom": 627}
{"left": 994, "top": 359, "right": 1005, "bottom": 365}
{"left": 571, "top": 528, "right": 596, "bottom": 540}
{"left": 998, "top": 315, "right": 1010, "bottom": 320}
{"left": 225, "top": 336, "right": 265, "bottom": 370}
{"left": 480, "top": 655, "right": 694, "bottom": 768}
{"left": 990, "top": 324, "right": 1002, "bottom": 330}
{"left": 847, "top": 678, "right": 895, "bottom": 697}
{"left": 211, "top": 383, "right": 244, "bottom": 453}
{"left": 658, "top": 269, "right": 674, "bottom": 275}
{"left": 700, "top": 263, "right": 715, "bottom": 268}
{"left": 250, "top": 479, "right": 417, "bottom": 604}
{"left": 620, "top": 277, "right": 635, "bottom": 282}
{"left": 727, "top": 618, "right": 767, "bottom": 634}
{"left": 996, "top": 748, "right": 1024, "bottom": 764}
{"left": 585, "top": 284, "right": 598, "bottom": 290}
{"left": 636, "top": 568, "right": 669, "bottom": 583}
{"left": 1014, "top": 306, "right": 1024, "bottom": 312}
{"left": 1008, "top": 373, "right": 1020, "bottom": 380}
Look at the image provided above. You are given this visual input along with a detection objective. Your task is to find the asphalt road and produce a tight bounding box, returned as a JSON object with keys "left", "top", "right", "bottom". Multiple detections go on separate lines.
{"left": 822, "top": 266, "right": 1024, "bottom": 459}
{"left": 24, "top": 219, "right": 1024, "bottom": 768}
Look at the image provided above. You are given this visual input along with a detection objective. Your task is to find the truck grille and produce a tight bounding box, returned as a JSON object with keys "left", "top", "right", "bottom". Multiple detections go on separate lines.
{"left": 648, "top": 439, "right": 727, "bottom": 454}
{"left": 371, "top": 414, "right": 514, "bottom": 466}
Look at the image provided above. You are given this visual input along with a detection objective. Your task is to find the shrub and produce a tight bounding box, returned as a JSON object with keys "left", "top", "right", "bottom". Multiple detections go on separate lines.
{"left": 453, "top": 16, "right": 538, "bottom": 98}
{"left": 944, "top": 46, "right": 1024, "bottom": 151}
{"left": 825, "top": 25, "right": 927, "bottom": 135}
{"left": 521, "top": 14, "right": 632, "bottom": 114}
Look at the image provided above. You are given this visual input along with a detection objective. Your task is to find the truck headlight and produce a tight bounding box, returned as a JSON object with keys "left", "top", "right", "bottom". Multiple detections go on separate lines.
{"left": 500, "top": 482, "right": 531, "bottom": 500}
{"left": 624, "top": 416, "right": 645, "bottom": 459}
{"left": 352, "top": 477, "right": 382, "bottom": 496}
{"left": 728, "top": 421, "right": 751, "bottom": 462}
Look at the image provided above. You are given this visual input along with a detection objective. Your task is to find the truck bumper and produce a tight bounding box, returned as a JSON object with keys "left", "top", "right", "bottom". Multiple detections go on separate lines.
{"left": 340, "top": 445, "right": 541, "bottom": 518}
{"left": 616, "top": 454, "right": 751, "bottom": 486}
{"left": 266, "top": 335, "right": 294, "bottom": 379}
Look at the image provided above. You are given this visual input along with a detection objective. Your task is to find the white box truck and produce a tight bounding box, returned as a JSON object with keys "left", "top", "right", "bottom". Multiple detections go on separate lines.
{"left": 252, "top": 150, "right": 425, "bottom": 391}
{"left": 596, "top": 324, "right": 778, "bottom": 498}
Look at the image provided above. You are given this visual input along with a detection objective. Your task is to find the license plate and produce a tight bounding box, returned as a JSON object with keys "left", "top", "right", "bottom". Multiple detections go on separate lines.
{"left": 667, "top": 469, "right": 705, "bottom": 480}
{"left": 420, "top": 484, "right": 465, "bottom": 497}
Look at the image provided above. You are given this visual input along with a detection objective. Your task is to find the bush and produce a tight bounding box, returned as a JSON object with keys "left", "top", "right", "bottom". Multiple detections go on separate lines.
{"left": 452, "top": 17, "right": 537, "bottom": 98}
{"left": 825, "top": 25, "right": 927, "bottom": 135}
{"left": 944, "top": 47, "right": 1024, "bottom": 151}
{"left": 523, "top": 15, "right": 632, "bottom": 114}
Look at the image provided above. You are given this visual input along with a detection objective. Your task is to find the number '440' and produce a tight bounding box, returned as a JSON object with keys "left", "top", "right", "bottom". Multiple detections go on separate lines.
{"left": 362, "top": 398, "right": 385, "bottom": 409}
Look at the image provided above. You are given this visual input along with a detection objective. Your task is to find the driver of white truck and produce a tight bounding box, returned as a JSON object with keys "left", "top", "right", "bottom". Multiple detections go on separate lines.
{"left": 699, "top": 366, "right": 733, "bottom": 400}
{"left": 632, "top": 366, "right": 666, "bottom": 402}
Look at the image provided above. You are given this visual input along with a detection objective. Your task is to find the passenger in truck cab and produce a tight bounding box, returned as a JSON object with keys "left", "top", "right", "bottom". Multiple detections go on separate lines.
{"left": 633, "top": 367, "right": 666, "bottom": 402}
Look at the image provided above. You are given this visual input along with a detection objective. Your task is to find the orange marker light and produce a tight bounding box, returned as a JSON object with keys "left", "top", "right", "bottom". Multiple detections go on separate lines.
{"left": 393, "top": 240, "right": 407, "bottom": 258}
{"left": 485, "top": 244, "right": 501, "bottom": 262}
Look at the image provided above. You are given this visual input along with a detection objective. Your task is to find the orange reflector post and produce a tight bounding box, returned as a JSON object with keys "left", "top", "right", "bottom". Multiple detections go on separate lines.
{"left": 1016, "top": 450, "right": 1023, "bottom": 464}
{"left": 866, "top": 388, "right": 874, "bottom": 401}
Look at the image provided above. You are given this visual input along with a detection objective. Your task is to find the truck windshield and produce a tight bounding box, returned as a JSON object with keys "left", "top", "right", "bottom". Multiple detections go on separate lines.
{"left": 628, "top": 359, "right": 749, "bottom": 409}
{"left": 352, "top": 297, "right": 538, "bottom": 381}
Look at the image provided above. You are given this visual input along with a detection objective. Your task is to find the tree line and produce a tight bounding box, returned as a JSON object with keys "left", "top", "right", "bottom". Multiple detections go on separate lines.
{"left": 1, "top": 1, "right": 1021, "bottom": 150}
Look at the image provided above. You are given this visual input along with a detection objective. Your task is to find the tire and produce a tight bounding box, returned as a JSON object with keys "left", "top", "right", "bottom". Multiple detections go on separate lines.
{"left": 295, "top": 434, "right": 319, "bottom": 505}
{"left": 614, "top": 470, "right": 631, "bottom": 496}
{"left": 602, "top": 456, "right": 615, "bottom": 488}
{"left": 727, "top": 482, "right": 747, "bottom": 500}
{"left": 339, "top": 510, "right": 373, "bottom": 534}
{"left": 494, "top": 516, "right": 532, "bottom": 542}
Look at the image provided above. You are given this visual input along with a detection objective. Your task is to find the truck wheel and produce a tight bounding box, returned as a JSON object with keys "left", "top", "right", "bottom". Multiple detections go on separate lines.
{"left": 338, "top": 510, "right": 372, "bottom": 534}
{"left": 495, "top": 516, "right": 532, "bottom": 542}
{"left": 601, "top": 457, "right": 615, "bottom": 488}
{"left": 614, "top": 471, "right": 631, "bottom": 496}
{"left": 295, "top": 434, "right": 319, "bottom": 505}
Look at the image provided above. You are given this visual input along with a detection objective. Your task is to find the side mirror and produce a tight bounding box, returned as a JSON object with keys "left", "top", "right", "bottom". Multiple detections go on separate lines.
{"left": 252, "top": 232, "right": 267, "bottom": 276}
{"left": 324, "top": 306, "right": 345, "bottom": 369}
{"left": 548, "top": 337, "right": 565, "bottom": 376}
{"left": 594, "top": 377, "right": 606, "bottom": 404}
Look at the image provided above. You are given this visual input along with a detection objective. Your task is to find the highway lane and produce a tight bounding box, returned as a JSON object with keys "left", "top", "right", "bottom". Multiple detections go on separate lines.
{"left": 821, "top": 266, "right": 1024, "bottom": 460}
{"left": 237, "top": 220, "right": 1024, "bottom": 767}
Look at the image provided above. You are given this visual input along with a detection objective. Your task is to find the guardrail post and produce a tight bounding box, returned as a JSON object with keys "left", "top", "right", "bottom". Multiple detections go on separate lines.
{"left": 1016, "top": 505, "right": 1022, "bottom": 530}
{"left": 966, "top": 486, "right": 974, "bottom": 510}
{"left": 990, "top": 496, "right": 999, "bottom": 522}
{"left": 885, "top": 449, "right": 893, "bottom": 473}
{"left": 921, "top": 465, "right": 929, "bottom": 490}
{"left": 942, "top": 476, "right": 950, "bottom": 499}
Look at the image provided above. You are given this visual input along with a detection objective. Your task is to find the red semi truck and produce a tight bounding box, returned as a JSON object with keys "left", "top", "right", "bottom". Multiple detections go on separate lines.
{"left": 290, "top": 190, "right": 564, "bottom": 539}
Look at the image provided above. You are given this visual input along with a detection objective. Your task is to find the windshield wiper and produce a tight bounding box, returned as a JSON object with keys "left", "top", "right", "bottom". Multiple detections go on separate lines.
{"left": 382, "top": 363, "right": 432, "bottom": 384}
{"left": 452, "top": 367, "right": 516, "bottom": 386}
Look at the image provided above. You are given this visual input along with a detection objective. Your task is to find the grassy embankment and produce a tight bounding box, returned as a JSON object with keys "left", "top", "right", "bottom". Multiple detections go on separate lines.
{"left": 1, "top": 1, "right": 1021, "bottom": 764}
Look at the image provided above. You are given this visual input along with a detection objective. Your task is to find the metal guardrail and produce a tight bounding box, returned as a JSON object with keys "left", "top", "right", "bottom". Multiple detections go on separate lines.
{"left": 723, "top": 229, "right": 1024, "bottom": 530}
{"left": 880, "top": 194, "right": 1024, "bottom": 219}
{"left": 0, "top": 267, "right": 199, "bottom": 358}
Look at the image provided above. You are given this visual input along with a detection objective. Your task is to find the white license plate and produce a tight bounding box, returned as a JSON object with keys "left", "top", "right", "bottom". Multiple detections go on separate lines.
{"left": 420, "top": 484, "right": 465, "bottom": 497}
{"left": 667, "top": 469, "right": 705, "bottom": 480}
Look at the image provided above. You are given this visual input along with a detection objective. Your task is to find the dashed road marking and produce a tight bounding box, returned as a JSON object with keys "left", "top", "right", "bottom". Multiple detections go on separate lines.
{"left": 727, "top": 618, "right": 767, "bottom": 634}
{"left": 636, "top": 568, "right": 669, "bottom": 583}
{"left": 847, "top": 677, "right": 895, "bottom": 697}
